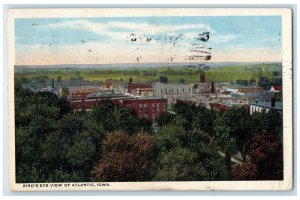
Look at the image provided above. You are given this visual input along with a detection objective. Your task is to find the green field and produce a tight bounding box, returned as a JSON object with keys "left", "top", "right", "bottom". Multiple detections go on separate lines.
{"left": 15, "top": 63, "right": 281, "bottom": 84}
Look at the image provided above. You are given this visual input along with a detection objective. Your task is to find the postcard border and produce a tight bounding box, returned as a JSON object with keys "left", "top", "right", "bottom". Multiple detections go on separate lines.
{"left": 7, "top": 8, "right": 293, "bottom": 191}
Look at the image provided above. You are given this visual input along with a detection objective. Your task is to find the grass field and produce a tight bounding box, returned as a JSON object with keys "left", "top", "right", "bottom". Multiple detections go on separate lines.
{"left": 15, "top": 63, "right": 281, "bottom": 84}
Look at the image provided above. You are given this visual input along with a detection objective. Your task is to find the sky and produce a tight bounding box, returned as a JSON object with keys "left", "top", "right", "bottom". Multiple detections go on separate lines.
{"left": 15, "top": 16, "right": 282, "bottom": 65}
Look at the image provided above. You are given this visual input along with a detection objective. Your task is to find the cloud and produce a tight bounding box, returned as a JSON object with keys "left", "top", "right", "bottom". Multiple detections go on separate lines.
{"left": 43, "top": 20, "right": 212, "bottom": 39}
{"left": 211, "top": 34, "right": 238, "bottom": 43}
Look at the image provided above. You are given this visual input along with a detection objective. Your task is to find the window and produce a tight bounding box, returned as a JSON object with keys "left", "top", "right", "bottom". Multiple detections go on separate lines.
{"left": 139, "top": 104, "right": 143, "bottom": 110}
{"left": 153, "top": 104, "right": 156, "bottom": 110}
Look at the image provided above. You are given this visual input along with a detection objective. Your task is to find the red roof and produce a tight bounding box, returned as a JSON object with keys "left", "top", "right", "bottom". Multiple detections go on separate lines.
{"left": 272, "top": 86, "right": 282, "bottom": 91}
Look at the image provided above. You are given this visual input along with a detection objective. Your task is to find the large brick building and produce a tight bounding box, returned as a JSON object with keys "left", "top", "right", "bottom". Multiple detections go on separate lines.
{"left": 121, "top": 98, "right": 167, "bottom": 123}
{"left": 68, "top": 96, "right": 167, "bottom": 123}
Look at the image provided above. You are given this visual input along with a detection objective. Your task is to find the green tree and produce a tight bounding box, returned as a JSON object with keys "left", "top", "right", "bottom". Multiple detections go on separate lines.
{"left": 159, "top": 76, "right": 168, "bottom": 84}
{"left": 154, "top": 148, "right": 208, "bottom": 181}
{"left": 213, "top": 116, "right": 236, "bottom": 179}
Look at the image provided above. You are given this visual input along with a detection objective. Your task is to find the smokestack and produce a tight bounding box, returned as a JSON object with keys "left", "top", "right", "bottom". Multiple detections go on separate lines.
{"left": 200, "top": 74, "right": 206, "bottom": 83}
{"left": 211, "top": 82, "right": 215, "bottom": 93}
{"left": 271, "top": 98, "right": 275, "bottom": 107}
{"left": 129, "top": 77, "right": 133, "bottom": 83}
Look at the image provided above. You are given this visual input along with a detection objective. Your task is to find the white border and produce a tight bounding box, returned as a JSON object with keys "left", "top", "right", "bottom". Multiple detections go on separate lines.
{"left": 7, "top": 7, "right": 293, "bottom": 191}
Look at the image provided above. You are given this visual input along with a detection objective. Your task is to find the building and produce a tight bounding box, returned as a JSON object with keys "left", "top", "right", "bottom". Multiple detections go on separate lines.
{"left": 237, "top": 86, "right": 265, "bottom": 94}
{"left": 209, "top": 102, "right": 250, "bottom": 113}
{"left": 71, "top": 91, "right": 93, "bottom": 99}
{"left": 153, "top": 82, "right": 193, "bottom": 96}
{"left": 249, "top": 99, "right": 283, "bottom": 115}
{"left": 68, "top": 95, "right": 167, "bottom": 123}
{"left": 270, "top": 85, "right": 282, "bottom": 93}
{"left": 127, "top": 82, "right": 153, "bottom": 97}
{"left": 122, "top": 98, "right": 167, "bottom": 123}
{"left": 199, "top": 82, "right": 211, "bottom": 94}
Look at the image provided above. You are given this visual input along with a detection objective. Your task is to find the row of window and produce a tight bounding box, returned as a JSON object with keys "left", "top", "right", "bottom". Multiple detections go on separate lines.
{"left": 158, "top": 88, "right": 192, "bottom": 93}
{"left": 138, "top": 103, "right": 166, "bottom": 111}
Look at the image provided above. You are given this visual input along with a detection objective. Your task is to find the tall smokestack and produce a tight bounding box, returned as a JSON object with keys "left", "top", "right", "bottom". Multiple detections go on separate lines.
{"left": 271, "top": 98, "right": 275, "bottom": 107}
{"left": 200, "top": 74, "right": 206, "bottom": 83}
{"left": 211, "top": 82, "right": 215, "bottom": 93}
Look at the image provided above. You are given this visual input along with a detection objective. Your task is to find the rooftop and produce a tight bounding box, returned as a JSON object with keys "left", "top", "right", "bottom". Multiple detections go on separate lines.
{"left": 250, "top": 101, "right": 283, "bottom": 110}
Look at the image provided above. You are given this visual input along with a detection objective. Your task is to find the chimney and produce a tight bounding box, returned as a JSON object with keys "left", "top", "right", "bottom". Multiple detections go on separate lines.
{"left": 211, "top": 82, "right": 215, "bottom": 93}
{"left": 129, "top": 77, "right": 133, "bottom": 83}
{"left": 200, "top": 74, "right": 206, "bottom": 83}
{"left": 271, "top": 98, "right": 275, "bottom": 107}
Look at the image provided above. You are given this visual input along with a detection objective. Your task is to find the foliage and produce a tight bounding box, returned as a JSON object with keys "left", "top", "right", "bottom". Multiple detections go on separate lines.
{"left": 154, "top": 148, "right": 208, "bottom": 181}
{"left": 15, "top": 82, "right": 150, "bottom": 183}
{"left": 159, "top": 76, "right": 168, "bottom": 84}
{"left": 93, "top": 131, "right": 156, "bottom": 181}
{"left": 233, "top": 132, "right": 283, "bottom": 180}
{"left": 14, "top": 76, "right": 283, "bottom": 182}
{"left": 154, "top": 104, "right": 227, "bottom": 181}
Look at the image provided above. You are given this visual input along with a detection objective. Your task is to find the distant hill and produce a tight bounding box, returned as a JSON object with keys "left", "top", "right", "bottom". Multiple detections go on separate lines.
{"left": 14, "top": 62, "right": 281, "bottom": 70}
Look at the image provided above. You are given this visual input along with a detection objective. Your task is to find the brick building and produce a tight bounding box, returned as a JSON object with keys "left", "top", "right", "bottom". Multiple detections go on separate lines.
{"left": 71, "top": 91, "right": 93, "bottom": 99}
{"left": 68, "top": 96, "right": 167, "bottom": 123}
{"left": 237, "top": 87, "right": 265, "bottom": 94}
{"left": 209, "top": 102, "right": 250, "bottom": 113}
{"left": 122, "top": 98, "right": 167, "bottom": 123}
{"left": 127, "top": 82, "right": 153, "bottom": 96}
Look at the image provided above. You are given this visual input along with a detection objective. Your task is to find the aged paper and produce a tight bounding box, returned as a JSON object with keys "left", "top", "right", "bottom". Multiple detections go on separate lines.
{"left": 8, "top": 8, "right": 293, "bottom": 191}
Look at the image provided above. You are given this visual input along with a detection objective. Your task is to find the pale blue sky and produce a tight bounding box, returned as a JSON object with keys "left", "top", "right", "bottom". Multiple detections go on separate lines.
{"left": 15, "top": 16, "right": 282, "bottom": 65}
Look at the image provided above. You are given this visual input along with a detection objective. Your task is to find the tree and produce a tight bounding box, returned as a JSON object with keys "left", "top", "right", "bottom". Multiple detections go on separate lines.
{"left": 159, "top": 76, "right": 168, "bottom": 84}
{"left": 179, "top": 78, "right": 185, "bottom": 84}
{"left": 213, "top": 116, "right": 236, "bottom": 179}
{"left": 154, "top": 117, "right": 227, "bottom": 181}
{"left": 57, "top": 75, "right": 62, "bottom": 82}
{"left": 93, "top": 131, "right": 156, "bottom": 181}
{"left": 91, "top": 100, "right": 151, "bottom": 134}
{"left": 220, "top": 107, "right": 253, "bottom": 162}
{"left": 154, "top": 148, "right": 208, "bottom": 181}
{"left": 233, "top": 132, "right": 283, "bottom": 180}
{"left": 249, "top": 78, "right": 256, "bottom": 85}
{"left": 155, "top": 112, "right": 175, "bottom": 127}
